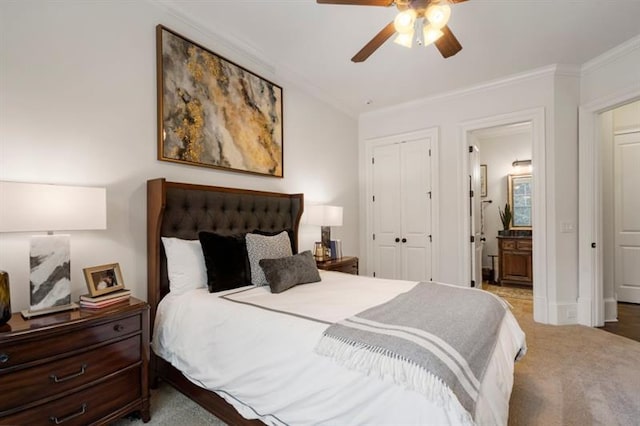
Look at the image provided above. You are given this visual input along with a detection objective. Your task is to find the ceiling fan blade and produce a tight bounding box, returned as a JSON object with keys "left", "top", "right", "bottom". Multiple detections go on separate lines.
{"left": 316, "top": 0, "right": 394, "bottom": 6}
{"left": 434, "top": 25, "right": 462, "bottom": 58}
{"left": 351, "top": 22, "right": 396, "bottom": 63}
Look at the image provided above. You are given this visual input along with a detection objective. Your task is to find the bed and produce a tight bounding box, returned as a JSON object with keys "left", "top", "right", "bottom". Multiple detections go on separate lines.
{"left": 147, "top": 178, "right": 526, "bottom": 425}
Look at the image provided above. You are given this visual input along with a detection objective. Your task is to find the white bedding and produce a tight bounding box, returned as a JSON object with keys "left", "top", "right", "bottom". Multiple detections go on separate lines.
{"left": 153, "top": 271, "right": 526, "bottom": 425}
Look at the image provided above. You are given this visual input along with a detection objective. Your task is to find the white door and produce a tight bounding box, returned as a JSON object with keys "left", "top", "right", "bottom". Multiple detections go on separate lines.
{"left": 469, "top": 145, "right": 483, "bottom": 288}
{"left": 372, "top": 138, "right": 432, "bottom": 281}
{"left": 400, "top": 139, "right": 432, "bottom": 281}
{"left": 614, "top": 131, "right": 640, "bottom": 303}
{"left": 372, "top": 143, "right": 402, "bottom": 279}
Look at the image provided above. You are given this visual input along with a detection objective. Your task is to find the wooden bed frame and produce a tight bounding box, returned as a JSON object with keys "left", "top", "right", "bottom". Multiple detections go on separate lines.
{"left": 146, "top": 178, "right": 303, "bottom": 425}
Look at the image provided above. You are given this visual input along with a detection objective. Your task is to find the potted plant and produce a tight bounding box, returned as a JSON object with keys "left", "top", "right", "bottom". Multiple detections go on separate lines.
{"left": 499, "top": 203, "right": 512, "bottom": 235}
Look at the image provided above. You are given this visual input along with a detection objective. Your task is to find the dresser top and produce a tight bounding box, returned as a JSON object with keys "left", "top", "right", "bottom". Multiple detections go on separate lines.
{"left": 0, "top": 297, "right": 147, "bottom": 338}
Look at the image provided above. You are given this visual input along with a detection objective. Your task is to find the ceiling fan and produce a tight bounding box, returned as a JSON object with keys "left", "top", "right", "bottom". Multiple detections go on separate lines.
{"left": 317, "top": 0, "right": 468, "bottom": 62}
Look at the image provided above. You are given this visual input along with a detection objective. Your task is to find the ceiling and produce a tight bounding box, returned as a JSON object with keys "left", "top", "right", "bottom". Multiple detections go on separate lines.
{"left": 161, "top": 0, "right": 640, "bottom": 116}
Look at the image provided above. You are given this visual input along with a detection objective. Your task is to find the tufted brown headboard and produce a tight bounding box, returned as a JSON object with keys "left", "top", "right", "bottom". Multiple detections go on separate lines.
{"left": 146, "top": 178, "right": 304, "bottom": 330}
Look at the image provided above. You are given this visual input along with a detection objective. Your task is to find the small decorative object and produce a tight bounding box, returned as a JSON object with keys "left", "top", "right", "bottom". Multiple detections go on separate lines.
{"left": 314, "top": 242, "right": 325, "bottom": 261}
{"left": 499, "top": 203, "right": 512, "bottom": 234}
{"left": 0, "top": 270, "right": 11, "bottom": 325}
{"left": 83, "top": 263, "right": 125, "bottom": 297}
{"left": 157, "top": 25, "right": 283, "bottom": 177}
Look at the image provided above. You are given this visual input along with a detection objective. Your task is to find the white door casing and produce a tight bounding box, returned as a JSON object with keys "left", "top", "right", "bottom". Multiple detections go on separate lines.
{"left": 614, "top": 131, "right": 640, "bottom": 303}
{"left": 368, "top": 132, "right": 435, "bottom": 282}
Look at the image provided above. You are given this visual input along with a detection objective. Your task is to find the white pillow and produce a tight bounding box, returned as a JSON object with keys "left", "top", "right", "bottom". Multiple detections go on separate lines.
{"left": 246, "top": 231, "right": 293, "bottom": 286}
{"left": 161, "top": 237, "right": 207, "bottom": 295}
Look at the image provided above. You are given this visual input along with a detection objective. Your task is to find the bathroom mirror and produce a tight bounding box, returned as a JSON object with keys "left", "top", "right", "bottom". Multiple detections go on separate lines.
{"left": 508, "top": 174, "right": 532, "bottom": 229}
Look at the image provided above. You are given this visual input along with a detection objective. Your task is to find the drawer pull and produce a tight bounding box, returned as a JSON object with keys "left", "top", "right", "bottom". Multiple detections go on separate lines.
{"left": 50, "top": 364, "right": 87, "bottom": 383}
{"left": 114, "top": 324, "right": 125, "bottom": 332}
{"left": 0, "top": 353, "right": 8, "bottom": 363}
{"left": 49, "top": 403, "right": 87, "bottom": 424}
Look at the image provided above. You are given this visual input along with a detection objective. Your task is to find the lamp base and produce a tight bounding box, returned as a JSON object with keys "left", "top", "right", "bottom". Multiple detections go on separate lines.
{"left": 21, "top": 302, "right": 79, "bottom": 319}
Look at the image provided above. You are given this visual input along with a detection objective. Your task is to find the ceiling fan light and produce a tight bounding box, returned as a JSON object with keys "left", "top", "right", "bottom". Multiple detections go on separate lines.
{"left": 394, "top": 9, "right": 417, "bottom": 34}
{"left": 422, "top": 24, "right": 444, "bottom": 46}
{"left": 393, "top": 30, "right": 414, "bottom": 48}
{"left": 425, "top": 4, "right": 451, "bottom": 29}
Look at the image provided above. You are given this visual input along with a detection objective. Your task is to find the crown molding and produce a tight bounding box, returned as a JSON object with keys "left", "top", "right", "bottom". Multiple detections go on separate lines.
{"left": 362, "top": 64, "right": 569, "bottom": 118}
{"left": 581, "top": 34, "right": 640, "bottom": 76}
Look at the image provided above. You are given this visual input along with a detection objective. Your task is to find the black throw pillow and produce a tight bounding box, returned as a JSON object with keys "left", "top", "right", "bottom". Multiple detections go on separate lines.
{"left": 198, "top": 231, "right": 250, "bottom": 293}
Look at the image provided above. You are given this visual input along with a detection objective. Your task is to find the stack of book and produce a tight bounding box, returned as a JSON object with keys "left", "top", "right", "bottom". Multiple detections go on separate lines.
{"left": 79, "top": 289, "right": 131, "bottom": 309}
{"left": 330, "top": 239, "right": 343, "bottom": 260}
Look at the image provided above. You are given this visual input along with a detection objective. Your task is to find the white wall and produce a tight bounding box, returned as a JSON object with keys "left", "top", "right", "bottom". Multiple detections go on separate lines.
{"left": 359, "top": 66, "right": 584, "bottom": 324}
{"left": 475, "top": 129, "right": 532, "bottom": 268}
{"left": 0, "top": 1, "right": 359, "bottom": 311}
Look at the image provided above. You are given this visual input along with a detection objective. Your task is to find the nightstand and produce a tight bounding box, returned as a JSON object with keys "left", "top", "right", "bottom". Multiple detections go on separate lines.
{"left": 316, "top": 256, "right": 359, "bottom": 275}
{"left": 0, "top": 297, "right": 150, "bottom": 424}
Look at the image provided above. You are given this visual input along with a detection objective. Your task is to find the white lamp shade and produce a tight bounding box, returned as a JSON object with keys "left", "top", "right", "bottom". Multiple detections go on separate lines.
{"left": 305, "top": 205, "right": 343, "bottom": 227}
{"left": 0, "top": 181, "right": 107, "bottom": 232}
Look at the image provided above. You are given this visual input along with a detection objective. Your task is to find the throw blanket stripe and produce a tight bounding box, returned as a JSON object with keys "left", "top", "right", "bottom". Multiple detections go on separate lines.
{"left": 315, "top": 282, "right": 508, "bottom": 421}
{"left": 344, "top": 317, "right": 480, "bottom": 400}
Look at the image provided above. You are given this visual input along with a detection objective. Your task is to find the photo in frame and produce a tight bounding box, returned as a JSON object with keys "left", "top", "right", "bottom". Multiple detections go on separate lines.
{"left": 156, "top": 25, "right": 284, "bottom": 177}
{"left": 83, "top": 263, "right": 125, "bottom": 297}
{"left": 480, "top": 164, "right": 487, "bottom": 197}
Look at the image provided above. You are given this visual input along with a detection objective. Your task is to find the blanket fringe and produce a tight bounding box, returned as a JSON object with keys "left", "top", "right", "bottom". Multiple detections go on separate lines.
{"left": 315, "top": 334, "right": 475, "bottom": 425}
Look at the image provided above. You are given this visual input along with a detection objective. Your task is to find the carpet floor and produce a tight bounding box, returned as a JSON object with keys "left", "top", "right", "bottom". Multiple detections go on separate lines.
{"left": 116, "top": 294, "right": 640, "bottom": 426}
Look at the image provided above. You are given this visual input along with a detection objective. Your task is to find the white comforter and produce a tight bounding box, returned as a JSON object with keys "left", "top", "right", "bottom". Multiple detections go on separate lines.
{"left": 153, "top": 271, "right": 525, "bottom": 425}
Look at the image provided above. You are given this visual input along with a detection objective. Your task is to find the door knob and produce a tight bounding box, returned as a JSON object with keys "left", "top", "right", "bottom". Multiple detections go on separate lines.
{"left": 402, "top": 238, "right": 407, "bottom": 243}
{"left": 395, "top": 238, "right": 400, "bottom": 243}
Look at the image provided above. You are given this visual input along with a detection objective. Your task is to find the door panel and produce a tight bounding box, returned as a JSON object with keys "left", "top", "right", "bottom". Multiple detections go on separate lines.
{"left": 372, "top": 144, "right": 402, "bottom": 279}
{"left": 469, "top": 145, "right": 482, "bottom": 288}
{"left": 401, "top": 140, "right": 431, "bottom": 281}
{"left": 615, "top": 132, "right": 640, "bottom": 303}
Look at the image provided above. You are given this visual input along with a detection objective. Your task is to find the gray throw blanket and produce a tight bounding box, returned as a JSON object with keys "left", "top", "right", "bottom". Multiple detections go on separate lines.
{"left": 315, "top": 282, "right": 508, "bottom": 421}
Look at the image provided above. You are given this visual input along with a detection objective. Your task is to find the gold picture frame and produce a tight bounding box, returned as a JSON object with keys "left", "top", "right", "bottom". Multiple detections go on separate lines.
{"left": 156, "top": 25, "right": 284, "bottom": 177}
{"left": 83, "top": 263, "right": 125, "bottom": 297}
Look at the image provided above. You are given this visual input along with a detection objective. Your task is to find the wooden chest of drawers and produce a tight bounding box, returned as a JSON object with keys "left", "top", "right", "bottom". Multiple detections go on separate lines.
{"left": 316, "top": 256, "right": 359, "bottom": 275}
{"left": 0, "top": 298, "right": 150, "bottom": 425}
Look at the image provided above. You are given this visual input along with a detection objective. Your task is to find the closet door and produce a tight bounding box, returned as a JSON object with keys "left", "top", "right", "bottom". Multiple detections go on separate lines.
{"left": 371, "top": 138, "right": 432, "bottom": 281}
{"left": 400, "top": 139, "right": 432, "bottom": 281}
{"left": 372, "top": 143, "right": 402, "bottom": 279}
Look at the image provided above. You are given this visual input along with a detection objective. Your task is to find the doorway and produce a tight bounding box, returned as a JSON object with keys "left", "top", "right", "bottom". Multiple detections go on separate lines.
{"left": 470, "top": 122, "right": 533, "bottom": 300}
{"left": 600, "top": 100, "right": 640, "bottom": 322}
{"left": 579, "top": 93, "right": 640, "bottom": 327}
{"left": 460, "top": 107, "right": 546, "bottom": 323}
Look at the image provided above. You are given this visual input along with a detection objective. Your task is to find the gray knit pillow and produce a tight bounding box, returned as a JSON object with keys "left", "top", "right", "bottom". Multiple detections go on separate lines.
{"left": 259, "top": 251, "right": 321, "bottom": 294}
{"left": 246, "top": 231, "right": 292, "bottom": 286}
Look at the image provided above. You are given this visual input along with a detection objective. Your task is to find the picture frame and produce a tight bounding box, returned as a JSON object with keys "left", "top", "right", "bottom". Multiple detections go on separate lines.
{"left": 156, "top": 25, "right": 284, "bottom": 177}
{"left": 480, "top": 164, "right": 487, "bottom": 197}
{"left": 83, "top": 263, "right": 125, "bottom": 297}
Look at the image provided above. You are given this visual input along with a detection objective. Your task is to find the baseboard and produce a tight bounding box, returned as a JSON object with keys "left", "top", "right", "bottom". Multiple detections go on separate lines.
{"left": 548, "top": 301, "right": 579, "bottom": 325}
{"left": 604, "top": 297, "right": 618, "bottom": 322}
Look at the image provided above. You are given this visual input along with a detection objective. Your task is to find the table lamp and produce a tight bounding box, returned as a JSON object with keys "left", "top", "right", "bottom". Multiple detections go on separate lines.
{"left": 306, "top": 205, "right": 343, "bottom": 261}
{"left": 0, "top": 181, "right": 107, "bottom": 318}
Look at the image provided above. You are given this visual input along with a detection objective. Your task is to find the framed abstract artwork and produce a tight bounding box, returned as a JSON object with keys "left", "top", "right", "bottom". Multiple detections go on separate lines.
{"left": 156, "top": 25, "right": 284, "bottom": 177}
